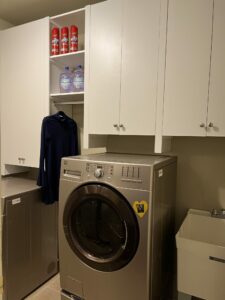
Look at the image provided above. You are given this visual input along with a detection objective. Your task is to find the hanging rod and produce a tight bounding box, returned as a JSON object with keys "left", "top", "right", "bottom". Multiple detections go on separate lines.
{"left": 53, "top": 101, "right": 84, "bottom": 105}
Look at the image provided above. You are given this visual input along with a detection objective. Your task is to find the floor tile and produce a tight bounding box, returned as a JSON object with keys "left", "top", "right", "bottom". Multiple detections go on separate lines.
{"left": 48, "top": 274, "right": 60, "bottom": 291}
{"left": 25, "top": 274, "right": 60, "bottom": 299}
{"left": 26, "top": 287, "right": 61, "bottom": 300}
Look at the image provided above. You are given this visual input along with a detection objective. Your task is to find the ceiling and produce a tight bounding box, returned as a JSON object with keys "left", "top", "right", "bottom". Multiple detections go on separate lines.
{"left": 0, "top": 0, "right": 103, "bottom": 25}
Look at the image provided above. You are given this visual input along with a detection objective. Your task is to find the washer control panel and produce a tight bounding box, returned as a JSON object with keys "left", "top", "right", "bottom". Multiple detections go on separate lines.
{"left": 86, "top": 163, "right": 114, "bottom": 179}
{"left": 62, "top": 158, "right": 152, "bottom": 191}
{"left": 85, "top": 163, "right": 142, "bottom": 183}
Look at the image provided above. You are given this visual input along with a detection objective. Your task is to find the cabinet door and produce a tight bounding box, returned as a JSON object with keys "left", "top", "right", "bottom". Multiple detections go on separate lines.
{"left": 207, "top": 0, "right": 225, "bottom": 136}
{"left": 0, "top": 18, "right": 49, "bottom": 168}
{"left": 88, "top": 0, "right": 122, "bottom": 135}
{"left": 4, "top": 195, "right": 31, "bottom": 300}
{"left": 120, "top": 0, "right": 160, "bottom": 135}
{"left": 163, "top": 0, "right": 213, "bottom": 136}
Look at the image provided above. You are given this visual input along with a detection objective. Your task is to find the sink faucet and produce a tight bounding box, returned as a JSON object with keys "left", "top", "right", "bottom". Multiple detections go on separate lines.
{"left": 211, "top": 208, "right": 225, "bottom": 219}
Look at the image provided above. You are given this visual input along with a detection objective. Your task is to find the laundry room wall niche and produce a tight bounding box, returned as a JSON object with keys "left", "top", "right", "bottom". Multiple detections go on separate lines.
{"left": 107, "top": 135, "right": 225, "bottom": 230}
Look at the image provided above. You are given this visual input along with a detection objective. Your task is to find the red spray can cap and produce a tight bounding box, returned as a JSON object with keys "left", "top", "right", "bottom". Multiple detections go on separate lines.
{"left": 70, "top": 25, "right": 78, "bottom": 34}
{"left": 52, "top": 27, "right": 59, "bottom": 36}
{"left": 61, "top": 27, "right": 69, "bottom": 36}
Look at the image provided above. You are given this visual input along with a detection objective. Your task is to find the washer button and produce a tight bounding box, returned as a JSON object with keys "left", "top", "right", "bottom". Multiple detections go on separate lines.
{"left": 133, "top": 167, "right": 140, "bottom": 179}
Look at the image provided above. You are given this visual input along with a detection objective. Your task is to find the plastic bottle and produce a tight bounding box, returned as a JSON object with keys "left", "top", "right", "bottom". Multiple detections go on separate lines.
{"left": 59, "top": 66, "right": 72, "bottom": 93}
{"left": 72, "top": 65, "right": 84, "bottom": 92}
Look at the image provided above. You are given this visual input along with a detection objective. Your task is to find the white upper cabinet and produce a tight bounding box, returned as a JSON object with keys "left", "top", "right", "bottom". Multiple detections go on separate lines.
{"left": 1, "top": 18, "right": 49, "bottom": 171}
{"left": 120, "top": 0, "right": 160, "bottom": 135}
{"left": 163, "top": 0, "right": 213, "bottom": 136}
{"left": 87, "top": 0, "right": 161, "bottom": 136}
{"left": 207, "top": 0, "right": 225, "bottom": 136}
{"left": 88, "top": 0, "right": 122, "bottom": 135}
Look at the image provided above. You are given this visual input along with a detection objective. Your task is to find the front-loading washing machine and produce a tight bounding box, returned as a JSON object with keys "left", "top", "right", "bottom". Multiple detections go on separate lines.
{"left": 59, "top": 153, "right": 176, "bottom": 300}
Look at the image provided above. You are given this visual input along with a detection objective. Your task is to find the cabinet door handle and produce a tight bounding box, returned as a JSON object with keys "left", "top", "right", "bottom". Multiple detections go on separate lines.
{"left": 18, "top": 157, "right": 25, "bottom": 164}
{"left": 113, "top": 124, "right": 119, "bottom": 128}
{"left": 208, "top": 122, "right": 214, "bottom": 128}
{"left": 119, "top": 124, "right": 124, "bottom": 128}
{"left": 199, "top": 123, "right": 205, "bottom": 128}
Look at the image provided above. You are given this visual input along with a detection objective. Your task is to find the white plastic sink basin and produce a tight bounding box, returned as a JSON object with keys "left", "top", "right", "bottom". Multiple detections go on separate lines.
{"left": 176, "top": 210, "right": 225, "bottom": 300}
{"left": 179, "top": 212, "right": 225, "bottom": 248}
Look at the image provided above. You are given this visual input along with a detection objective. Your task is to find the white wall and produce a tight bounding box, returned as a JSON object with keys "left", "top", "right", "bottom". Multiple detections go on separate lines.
{"left": 172, "top": 137, "right": 225, "bottom": 227}
{"left": 107, "top": 136, "right": 225, "bottom": 229}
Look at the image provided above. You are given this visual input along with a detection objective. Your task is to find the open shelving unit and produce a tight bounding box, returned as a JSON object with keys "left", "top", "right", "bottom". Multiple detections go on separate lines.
{"left": 49, "top": 7, "right": 90, "bottom": 156}
{"left": 49, "top": 6, "right": 106, "bottom": 153}
{"left": 49, "top": 8, "right": 86, "bottom": 104}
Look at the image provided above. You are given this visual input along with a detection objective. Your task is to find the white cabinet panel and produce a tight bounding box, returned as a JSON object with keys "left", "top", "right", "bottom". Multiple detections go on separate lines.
{"left": 88, "top": 0, "right": 122, "bottom": 135}
{"left": 120, "top": 0, "right": 160, "bottom": 135}
{"left": 207, "top": 0, "right": 225, "bottom": 136}
{"left": 163, "top": 0, "right": 213, "bottom": 136}
{"left": 1, "top": 18, "right": 49, "bottom": 168}
{"left": 88, "top": 0, "right": 161, "bottom": 137}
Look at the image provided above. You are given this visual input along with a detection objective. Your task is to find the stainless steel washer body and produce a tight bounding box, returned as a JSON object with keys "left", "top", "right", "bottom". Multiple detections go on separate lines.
{"left": 59, "top": 153, "right": 176, "bottom": 300}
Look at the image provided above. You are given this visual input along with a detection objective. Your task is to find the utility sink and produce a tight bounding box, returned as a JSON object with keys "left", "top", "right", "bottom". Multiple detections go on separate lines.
{"left": 176, "top": 209, "right": 225, "bottom": 300}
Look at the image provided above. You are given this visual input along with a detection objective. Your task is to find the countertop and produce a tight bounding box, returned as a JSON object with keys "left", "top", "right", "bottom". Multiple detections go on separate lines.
{"left": 1, "top": 177, "right": 40, "bottom": 199}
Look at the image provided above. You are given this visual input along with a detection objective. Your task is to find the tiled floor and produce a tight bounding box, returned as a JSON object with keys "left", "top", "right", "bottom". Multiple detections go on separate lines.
{"left": 24, "top": 274, "right": 201, "bottom": 300}
{"left": 25, "top": 274, "right": 61, "bottom": 300}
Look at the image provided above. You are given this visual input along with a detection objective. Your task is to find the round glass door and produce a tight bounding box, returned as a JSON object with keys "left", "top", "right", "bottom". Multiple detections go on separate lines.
{"left": 63, "top": 183, "right": 139, "bottom": 272}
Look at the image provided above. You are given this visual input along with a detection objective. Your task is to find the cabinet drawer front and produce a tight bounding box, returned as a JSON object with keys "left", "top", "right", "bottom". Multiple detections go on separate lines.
{"left": 163, "top": 0, "right": 213, "bottom": 136}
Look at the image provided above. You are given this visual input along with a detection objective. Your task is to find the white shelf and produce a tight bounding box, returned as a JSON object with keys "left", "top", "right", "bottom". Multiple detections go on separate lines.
{"left": 50, "top": 51, "right": 85, "bottom": 67}
{"left": 50, "top": 50, "right": 85, "bottom": 60}
{"left": 50, "top": 92, "right": 84, "bottom": 103}
{"left": 50, "top": 91, "right": 84, "bottom": 96}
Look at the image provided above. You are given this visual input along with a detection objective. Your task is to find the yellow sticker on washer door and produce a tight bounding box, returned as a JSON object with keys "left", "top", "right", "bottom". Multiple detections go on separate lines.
{"left": 133, "top": 201, "right": 148, "bottom": 218}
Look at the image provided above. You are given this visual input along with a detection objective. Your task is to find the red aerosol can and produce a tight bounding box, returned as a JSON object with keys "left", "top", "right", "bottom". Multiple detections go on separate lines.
{"left": 60, "top": 27, "right": 69, "bottom": 54}
{"left": 51, "top": 27, "right": 59, "bottom": 55}
{"left": 70, "top": 25, "right": 78, "bottom": 52}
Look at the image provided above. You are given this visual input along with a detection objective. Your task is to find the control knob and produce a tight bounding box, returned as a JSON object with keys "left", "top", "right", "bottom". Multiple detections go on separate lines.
{"left": 94, "top": 168, "right": 104, "bottom": 178}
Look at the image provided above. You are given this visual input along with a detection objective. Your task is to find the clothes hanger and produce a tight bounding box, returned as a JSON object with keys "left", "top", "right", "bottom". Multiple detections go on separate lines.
{"left": 56, "top": 111, "right": 67, "bottom": 119}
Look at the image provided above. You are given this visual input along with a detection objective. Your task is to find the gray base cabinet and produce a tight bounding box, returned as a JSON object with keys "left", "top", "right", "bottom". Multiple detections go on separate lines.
{"left": 2, "top": 188, "right": 58, "bottom": 300}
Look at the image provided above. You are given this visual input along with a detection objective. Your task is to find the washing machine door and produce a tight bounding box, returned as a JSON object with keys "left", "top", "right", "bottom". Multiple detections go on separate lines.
{"left": 63, "top": 183, "right": 139, "bottom": 272}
